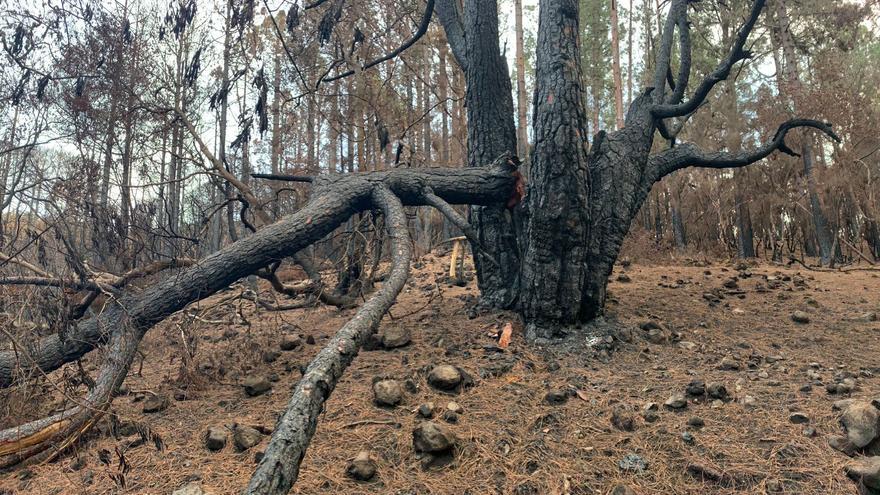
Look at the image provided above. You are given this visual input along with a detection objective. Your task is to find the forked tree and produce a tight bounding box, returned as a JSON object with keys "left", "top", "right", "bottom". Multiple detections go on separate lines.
{"left": 0, "top": 0, "right": 838, "bottom": 493}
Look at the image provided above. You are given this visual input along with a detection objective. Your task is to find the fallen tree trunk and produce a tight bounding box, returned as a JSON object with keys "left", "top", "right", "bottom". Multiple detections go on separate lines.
{"left": 0, "top": 162, "right": 516, "bottom": 388}
{"left": 0, "top": 159, "right": 519, "bottom": 470}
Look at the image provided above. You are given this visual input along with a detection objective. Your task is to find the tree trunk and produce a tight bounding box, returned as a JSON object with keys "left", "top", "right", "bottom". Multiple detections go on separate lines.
{"left": 514, "top": 0, "right": 530, "bottom": 165}
{"left": 440, "top": 0, "right": 520, "bottom": 308}
{"left": 610, "top": 0, "right": 625, "bottom": 129}
{"left": 773, "top": 0, "right": 834, "bottom": 265}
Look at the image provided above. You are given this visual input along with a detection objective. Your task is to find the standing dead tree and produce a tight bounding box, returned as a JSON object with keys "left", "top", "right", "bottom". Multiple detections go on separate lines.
{"left": 436, "top": 0, "right": 839, "bottom": 337}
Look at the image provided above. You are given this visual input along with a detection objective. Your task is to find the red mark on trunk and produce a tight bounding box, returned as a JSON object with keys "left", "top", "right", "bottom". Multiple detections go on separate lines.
{"left": 507, "top": 170, "right": 526, "bottom": 209}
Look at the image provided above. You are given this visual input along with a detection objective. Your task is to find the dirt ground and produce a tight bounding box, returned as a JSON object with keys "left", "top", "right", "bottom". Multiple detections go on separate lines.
{"left": 1, "top": 254, "right": 879, "bottom": 495}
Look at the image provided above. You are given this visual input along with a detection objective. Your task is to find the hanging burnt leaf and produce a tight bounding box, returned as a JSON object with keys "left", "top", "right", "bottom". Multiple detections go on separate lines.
{"left": 230, "top": 117, "right": 253, "bottom": 149}
{"left": 158, "top": 26, "right": 166, "bottom": 41}
{"left": 122, "top": 18, "right": 132, "bottom": 44}
{"left": 11, "top": 25, "right": 26, "bottom": 56}
{"left": 168, "top": 0, "right": 197, "bottom": 39}
{"left": 253, "top": 68, "right": 269, "bottom": 136}
{"left": 353, "top": 26, "right": 365, "bottom": 44}
{"left": 36, "top": 74, "right": 50, "bottom": 100}
{"left": 375, "top": 116, "right": 389, "bottom": 150}
{"left": 318, "top": 0, "right": 344, "bottom": 46}
{"left": 287, "top": 3, "right": 300, "bottom": 31}
{"left": 84, "top": 5, "right": 93, "bottom": 22}
{"left": 231, "top": 0, "right": 255, "bottom": 33}
{"left": 184, "top": 47, "right": 202, "bottom": 87}
{"left": 73, "top": 76, "right": 86, "bottom": 97}
{"left": 12, "top": 70, "right": 30, "bottom": 105}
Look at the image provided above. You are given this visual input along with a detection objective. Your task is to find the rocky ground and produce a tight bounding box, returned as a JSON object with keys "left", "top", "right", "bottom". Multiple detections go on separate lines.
{"left": 1, "top": 255, "right": 879, "bottom": 494}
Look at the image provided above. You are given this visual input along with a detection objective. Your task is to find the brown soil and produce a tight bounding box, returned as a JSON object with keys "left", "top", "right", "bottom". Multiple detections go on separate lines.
{"left": 2, "top": 255, "right": 879, "bottom": 495}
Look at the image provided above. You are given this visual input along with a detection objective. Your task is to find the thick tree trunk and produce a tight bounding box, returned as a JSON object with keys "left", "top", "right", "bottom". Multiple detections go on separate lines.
{"left": 520, "top": 0, "right": 592, "bottom": 328}
{"left": 461, "top": 0, "right": 520, "bottom": 308}
{"left": 520, "top": 0, "right": 657, "bottom": 337}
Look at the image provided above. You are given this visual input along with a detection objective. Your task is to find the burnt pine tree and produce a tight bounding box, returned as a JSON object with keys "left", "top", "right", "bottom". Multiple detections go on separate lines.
{"left": 0, "top": 0, "right": 837, "bottom": 492}
{"left": 436, "top": 0, "right": 838, "bottom": 338}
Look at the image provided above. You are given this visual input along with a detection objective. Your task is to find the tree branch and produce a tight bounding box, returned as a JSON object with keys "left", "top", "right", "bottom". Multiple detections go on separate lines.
{"left": 653, "top": 119, "right": 841, "bottom": 179}
{"left": 246, "top": 185, "right": 412, "bottom": 494}
{"left": 422, "top": 188, "right": 498, "bottom": 267}
{"left": 434, "top": 0, "right": 468, "bottom": 71}
{"left": 320, "top": 0, "right": 436, "bottom": 85}
{"left": 651, "top": 0, "right": 765, "bottom": 118}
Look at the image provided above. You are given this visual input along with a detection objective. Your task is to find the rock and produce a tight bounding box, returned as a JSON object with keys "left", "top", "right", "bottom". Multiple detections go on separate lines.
{"left": 427, "top": 365, "right": 462, "bottom": 391}
{"left": 611, "top": 406, "right": 636, "bottom": 431}
{"left": 142, "top": 394, "right": 169, "bottom": 413}
{"left": 741, "top": 395, "right": 757, "bottom": 408}
{"left": 686, "top": 380, "right": 706, "bottom": 396}
{"left": 841, "top": 401, "right": 880, "bottom": 448}
{"left": 243, "top": 376, "right": 271, "bottom": 397}
{"left": 205, "top": 427, "right": 227, "bottom": 451}
{"left": 789, "top": 412, "right": 810, "bottom": 424}
{"left": 418, "top": 402, "right": 435, "bottom": 419}
{"left": 845, "top": 456, "right": 880, "bottom": 490}
{"left": 544, "top": 390, "right": 569, "bottom": 405}
{"left": 707, "top": 383, "right": 729, "bottom": 401}
{"left": 262, "top": 350, "right": 280, "bottom": 363}
{"left": 412, "top": 422, "right": 456, "bottom": 453}
{"left": 688, "top": 416, "right": 705, "bottom": 428}
{"left": 346, "top": 451, "right": 377, "bottom": 481}
{"left": 373, "top": 380, "right": 404, "bottom": 407}
{"left": 678, "top": 341, "right": 697, "bottom": 351}
{"left": 617, "top": 273, "right": 632, "bottom": 283}
{"left": 381, "top": 326, "right": 411, "bottom": 348}
{"left": 828, "top": 434, "right": 858, "bottom": 456}
{"left": 803, "top": 427, "right": 817, "bottom": 438}
{"left": 642, "top": 410, "right": 660, "bottom": 423}
{"left": 791, "top": 311, "right": 810, "bottom": 324}
{"left": 172, "top": 482, "right": 208, "bottom": 495}
{"left": 639, "top": 321, "right": 662, "bottom": 331}
{"left": 618, "top": 453, "right": 648, "bottom": 473}
{"left": 233, "top": 425, "right": 263, "bottom": 451}
{"left": 280, "top": 336, "right": 302, "bottom": 351}
{"left": 446, "top": 401, "right": 463, "bottom": 414}
{"left": 610, "top": 485, "right": 638, "bottom": 495}
{"left": 717, "top": 356, "right": 741, "bottom": 371}
{"left": 443, "top": 411, "right": 459, "bottom": 423}
{"left": 664, "top": 393, "right": 687, "bottom": 410}
{"left": 681, "top": 431, "right": 695, "bottom": 444}
{"left": 686, "top": 462, "right": 723, "bottom": 482}
{"left": 306, "top": 335, "right": 316, "bottom": 345}
{"left": 645, "top": 328, "right": 668, "bottom": 345}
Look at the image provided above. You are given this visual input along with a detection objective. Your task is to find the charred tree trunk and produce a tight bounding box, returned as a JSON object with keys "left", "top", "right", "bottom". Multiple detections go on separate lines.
{"left": 437, "top": 0, "right": 520, "bottom": 308}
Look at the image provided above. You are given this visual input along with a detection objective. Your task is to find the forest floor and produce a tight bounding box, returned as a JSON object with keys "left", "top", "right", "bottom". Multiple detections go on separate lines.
{"left": 1, "top": 253, "right": 879, "bottom": 495}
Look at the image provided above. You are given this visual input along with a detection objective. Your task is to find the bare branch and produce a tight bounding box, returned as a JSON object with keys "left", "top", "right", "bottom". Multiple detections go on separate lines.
{"left": 422, "top": 188, "right": 498, "bottom": 267}
{"left": 651, "top": 0, "right": 765, "bottom": 118}
{"left": 246, "top": 185, "right": 412, "bottom": 494}
{"left": 653, "top": 119, "right": 841, "bottom": 179}
{"left": 320, "top": 0, "right": 436, "bottom": 85}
